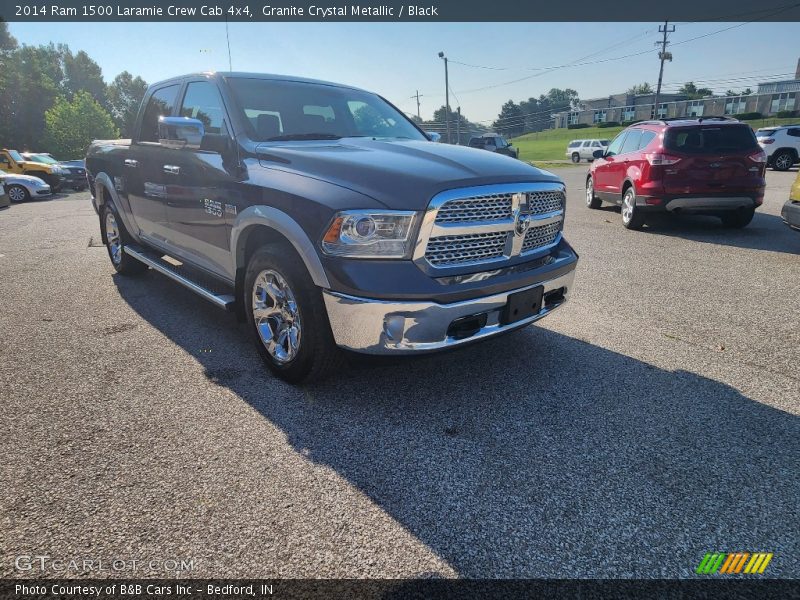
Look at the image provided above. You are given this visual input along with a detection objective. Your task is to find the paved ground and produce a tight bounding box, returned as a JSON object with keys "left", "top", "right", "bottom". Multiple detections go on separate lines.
{"left": 1, "top": 167, "right": 798, "bottom": 579}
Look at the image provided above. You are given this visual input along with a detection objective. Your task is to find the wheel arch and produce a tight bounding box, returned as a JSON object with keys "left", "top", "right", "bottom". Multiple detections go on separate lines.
{"left": 231, "top": 206, "right": 330, "bottom": 290}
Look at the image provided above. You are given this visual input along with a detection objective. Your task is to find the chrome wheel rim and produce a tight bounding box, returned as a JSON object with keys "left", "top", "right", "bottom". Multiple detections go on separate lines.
{"left": 622, "top": 190, "right": 635, "bottom": 223}
{"left": 775, "top": 154, "right": 791, "bottom": 170}
{"left": 8, "top": 186, "right": 25, "bottom": 202}
{"left": 585, "top": 180, "right": 593, "bottom": 205}
{"left": 252, "top": 269, "right": 301, "bottom": 364}
{"left": 105, "top": 212, "right": 122, "bottom": 265}
{"left": 572, "top": 154, "right": 579, "bottom": 163}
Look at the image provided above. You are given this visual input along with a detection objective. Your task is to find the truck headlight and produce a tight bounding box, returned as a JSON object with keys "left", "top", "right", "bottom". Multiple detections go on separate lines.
{"left": 321, "top": 210, "right": 417, "bottom": 258}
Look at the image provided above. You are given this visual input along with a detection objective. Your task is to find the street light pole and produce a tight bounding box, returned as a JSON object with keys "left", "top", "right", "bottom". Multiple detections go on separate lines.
{"left": 439, "top": 51, "right": 451, "bottom": 144}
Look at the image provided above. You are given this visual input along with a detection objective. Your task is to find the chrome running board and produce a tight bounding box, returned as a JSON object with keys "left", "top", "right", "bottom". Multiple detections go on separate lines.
{"left": 124, "top": 245, "right": 235, "bottom": 311}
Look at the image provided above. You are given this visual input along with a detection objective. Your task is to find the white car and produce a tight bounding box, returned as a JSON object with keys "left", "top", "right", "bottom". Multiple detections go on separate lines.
{"left": 756, "top": 125, "right": 800, "bottom": 171}
{"left": 0, "top": 170, "right": 52, "bottom": 202}
{"left": 566, "top": 139, "right": 610, "bottom": 163}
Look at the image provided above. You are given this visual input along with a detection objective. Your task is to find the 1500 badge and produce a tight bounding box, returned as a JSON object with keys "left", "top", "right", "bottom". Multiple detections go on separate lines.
{"left": 203, "top": 198, "right": 223, "bottom": 218}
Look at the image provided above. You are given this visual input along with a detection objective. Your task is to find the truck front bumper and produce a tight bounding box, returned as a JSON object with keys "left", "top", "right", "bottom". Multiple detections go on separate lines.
{"left": 323, "top": 268, "right": 575, "bottom": 354}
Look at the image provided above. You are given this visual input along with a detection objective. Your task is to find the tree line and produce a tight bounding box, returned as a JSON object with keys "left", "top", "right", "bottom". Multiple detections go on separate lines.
{"left": 0, "top": 23, "right": 148, "bottom": 159}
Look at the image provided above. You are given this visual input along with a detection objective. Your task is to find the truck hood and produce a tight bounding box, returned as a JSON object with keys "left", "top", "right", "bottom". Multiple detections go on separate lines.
{"left": 254, "top": 138, "right": 561, "bottom": 209}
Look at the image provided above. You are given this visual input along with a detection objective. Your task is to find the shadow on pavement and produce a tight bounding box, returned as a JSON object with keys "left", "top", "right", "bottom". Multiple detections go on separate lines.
{"left": 114, "top": 272, "right": 799, "bottom": 578}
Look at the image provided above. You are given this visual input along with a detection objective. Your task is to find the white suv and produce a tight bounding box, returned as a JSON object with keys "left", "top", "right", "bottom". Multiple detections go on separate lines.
{"left": 566, "top": 139, "right": 609, "bottom": 163}
{"left": 756, "top": 125, "right": 800, "bottom": 171}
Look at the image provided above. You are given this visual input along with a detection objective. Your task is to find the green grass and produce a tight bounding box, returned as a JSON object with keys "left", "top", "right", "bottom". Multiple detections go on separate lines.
{"left": 511, "top": 117, "right": 800, "bottom": 163}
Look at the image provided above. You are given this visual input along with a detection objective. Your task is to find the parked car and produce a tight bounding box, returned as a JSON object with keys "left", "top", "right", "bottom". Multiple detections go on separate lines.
{"left": 756, "top": 125, "right": 800, "bottom": 171}
{"left": 781, "top": 170, "right": 800, "bottom": 231}
{"left": 86, "top": 72, "right": 578, "bottom": 383}
{"left": 22, "top": 153, "right": 87, "bottom": 191}
{"left": 566, "top": 139, "right": 610, "bottom": 163}
{"left": 0, "top": 149, "right": 64, "bottom": 191}
{"left": 0, "top": 177, "right": 9, "bottom": 210}
{"left": 586, "top": 117, "right": 766, "bottom": 229}
{"left": 468, "top": 134, "right": 519, "bottom": 158}
{"left": 0, "top": 169, "right": 52, "bottom": 202}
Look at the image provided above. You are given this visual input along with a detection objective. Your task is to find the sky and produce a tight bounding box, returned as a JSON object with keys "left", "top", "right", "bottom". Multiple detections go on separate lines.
{"left": 8, "top": 21, "right": 800, "bottom": 124}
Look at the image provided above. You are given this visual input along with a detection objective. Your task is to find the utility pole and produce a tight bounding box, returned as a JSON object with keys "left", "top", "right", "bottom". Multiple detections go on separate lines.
{"left": 653, "top": 20, "right": 675, "bottom": 119}
{"left": 439, "top": 51, "right": 451, "bottom": 144}
{"left": 412, "top": 90, "right": 422, "bottom": 121}
{"left": 456, "top": 106, "right": 461, "bottom": 145}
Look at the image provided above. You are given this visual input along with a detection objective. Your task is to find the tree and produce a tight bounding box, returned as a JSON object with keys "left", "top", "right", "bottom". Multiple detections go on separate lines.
{"left": 627, "top": 82, "right": 653, "bottom": 95}
{"left": 725, "top": 87, "right": 752, "bottom": 97}
{"left": 107, "top": 71, "right": 148, "bottom": 137}
{"left": 62, "top": 49, "right": 107, "bottom": 105}
{"left": 493, "top": 100, "right": 524, "bottom": 137}
{"left": 43, "top": 91, "right": 118, "bottom": 159}
{"left": 678, "top": 82, "right": 713, "bottom": 99}
{"left": 0, "top": 22, "right": 17, "bottom": 51}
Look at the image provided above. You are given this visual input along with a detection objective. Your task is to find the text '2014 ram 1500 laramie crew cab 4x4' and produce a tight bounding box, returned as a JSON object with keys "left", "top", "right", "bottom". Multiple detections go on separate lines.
{"left": 86, "top": 72, "right": 578, "bottom": 383}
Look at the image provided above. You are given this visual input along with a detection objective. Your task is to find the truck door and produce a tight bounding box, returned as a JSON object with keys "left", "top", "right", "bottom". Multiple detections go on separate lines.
{"left": 163, "top": 80, "right": 237, "bottom": 278}
{"left": 125, "top": 84, "right": 181, "bottom": 243}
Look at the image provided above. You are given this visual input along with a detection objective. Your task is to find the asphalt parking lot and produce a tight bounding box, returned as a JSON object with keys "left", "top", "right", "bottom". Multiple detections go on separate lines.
{"left": 1, "top": 167, "right": 798, "bottom": 579}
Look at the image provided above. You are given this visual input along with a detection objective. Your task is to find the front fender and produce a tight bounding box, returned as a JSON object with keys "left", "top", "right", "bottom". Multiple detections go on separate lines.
{"left": 230, "top": 206, "right": 331, "bottom": 288}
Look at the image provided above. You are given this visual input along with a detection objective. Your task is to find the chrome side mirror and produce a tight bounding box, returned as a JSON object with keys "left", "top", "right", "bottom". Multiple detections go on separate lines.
{"left": 158, "top": 116, "right": 205, "bottom": 150}
{"left": 426, "top": 131, "right": 442, "bottom": 143}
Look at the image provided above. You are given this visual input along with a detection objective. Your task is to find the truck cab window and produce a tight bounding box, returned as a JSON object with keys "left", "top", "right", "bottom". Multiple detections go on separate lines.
{"left": 140, "top": 84, "right": 180, "bottom": 143}
{"left": 180, "top": 81, "right": 226, "bottom": 135}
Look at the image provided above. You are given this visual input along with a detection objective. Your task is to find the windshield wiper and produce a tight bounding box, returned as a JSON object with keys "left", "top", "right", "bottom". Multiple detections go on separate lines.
{"left": 265, "top": 133, "right": 341, "bottom": 141}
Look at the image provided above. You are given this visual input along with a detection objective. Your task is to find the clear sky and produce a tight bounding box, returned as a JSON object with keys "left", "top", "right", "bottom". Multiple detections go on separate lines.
{"left": 8, "top": 21, "right": 800, "bottom": 124}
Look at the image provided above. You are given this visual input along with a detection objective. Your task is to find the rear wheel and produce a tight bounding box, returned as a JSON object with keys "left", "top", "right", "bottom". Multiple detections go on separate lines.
{"left": 7, "top": 184, "right": 29, "bottom": 203}
{"left": 571, "top": 153, "right": 581, "bottom": 163}
{"left": 771, "top": 150, "right": 794, "bottom": 171}
{"left": 585, "top": 177, "right": 602, "bottom": 209}
{"left": 621, "top": 186, "right": 645, "bottom": 230}
{"left": 720, "top": 208, "right": 755, "bottom": 229}
{"left": 100, "top": 202, "right": 147, "bottom": 275}
{"left": 245, "top": 245, "right": 342, "bottom": 384}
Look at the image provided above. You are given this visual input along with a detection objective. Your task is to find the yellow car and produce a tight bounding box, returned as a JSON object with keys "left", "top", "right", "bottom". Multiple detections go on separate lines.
{"left": 781, "top": 171, "right": 800, "bottom": 231}
{"left": 0, "top": 148, "right": 64, "bottom": 192}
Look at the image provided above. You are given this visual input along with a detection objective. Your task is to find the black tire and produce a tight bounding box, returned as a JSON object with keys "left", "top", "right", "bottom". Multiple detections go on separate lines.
{"left": 7, "top": 184, "right": 30, "bottom": 203}
{"left": 771, "top": 150, "right": 794, "bottom": 172}
{"left": 585, "top": 176, "right": 602, "bottom": 209}
{"left": 571, "top": 153, "right": 581, "bottom": 164}
{"left": 621, "top": 186, "right": 645, "bottom": 230}
{"left": 99, "top": 201, "right": 148, "bottom": 275}
{"left": 720, "top": 208, "right": 755, "bottom": 229}
{"left": 244, "top": 244, "right": 343, "bottom": 384}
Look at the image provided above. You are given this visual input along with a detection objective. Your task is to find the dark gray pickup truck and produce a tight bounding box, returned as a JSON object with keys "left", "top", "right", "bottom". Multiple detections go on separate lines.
{"left": 86, "top": 72, "right": 578, "bottom": 383}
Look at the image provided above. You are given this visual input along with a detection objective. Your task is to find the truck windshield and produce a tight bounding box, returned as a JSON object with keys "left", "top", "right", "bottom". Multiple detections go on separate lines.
{"left": 664, "top": 126, "right": 758, "bottom": 155}
{"left": 226, "top": 78, "right": 426, "bottom": 142}
{"left": 7, "top": 150, "right": 23, "bottom": 162}
{"left": 26, "top": 154, "right": 58, "bottom": 164}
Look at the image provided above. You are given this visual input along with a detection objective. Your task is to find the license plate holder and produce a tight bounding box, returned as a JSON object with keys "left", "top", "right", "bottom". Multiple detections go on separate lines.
{"left": 501, "top": 286, "right": 544, "bottom": 325}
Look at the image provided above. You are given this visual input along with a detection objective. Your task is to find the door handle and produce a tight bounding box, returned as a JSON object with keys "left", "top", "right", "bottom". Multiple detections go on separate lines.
{"left": 162, "top": 165, "right": 180, "bottom": 175}
{"left": 124, "top": 159, "right": 138, "bottom": 168}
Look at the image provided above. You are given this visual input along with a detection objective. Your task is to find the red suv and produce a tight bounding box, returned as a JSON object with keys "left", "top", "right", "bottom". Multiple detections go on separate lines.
{"left": 586, "top": 117, "right": 766, "bottom": 229}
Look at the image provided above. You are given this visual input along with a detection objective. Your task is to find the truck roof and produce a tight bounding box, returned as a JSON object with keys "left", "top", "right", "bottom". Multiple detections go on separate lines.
{"left": 149, "top": 71, "right": 368, "bottom": 93}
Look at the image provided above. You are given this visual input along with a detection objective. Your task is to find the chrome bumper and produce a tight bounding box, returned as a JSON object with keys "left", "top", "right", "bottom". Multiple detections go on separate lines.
{"left": 322, "top": 268, "right": 575, "bottom": 354}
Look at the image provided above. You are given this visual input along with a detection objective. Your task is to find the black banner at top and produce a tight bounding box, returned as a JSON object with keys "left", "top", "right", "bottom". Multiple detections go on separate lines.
{"left": 2, "top": 0, "right": 800, "bottom": 22}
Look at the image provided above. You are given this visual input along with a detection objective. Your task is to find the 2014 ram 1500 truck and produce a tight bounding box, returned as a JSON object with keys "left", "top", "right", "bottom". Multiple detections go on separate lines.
{"left": 86, "top": 72, "right": 578, "bottom": 383}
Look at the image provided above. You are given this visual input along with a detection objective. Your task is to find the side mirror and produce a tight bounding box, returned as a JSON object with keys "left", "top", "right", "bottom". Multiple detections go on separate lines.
{"left": 426, "top": 131, "right": 441, "bottom": 143}
{"left": 593, "top": 149, "right": 605, "bottom": 159}
{"left": 158, "top": 116, "right": 205, "bottom": 150}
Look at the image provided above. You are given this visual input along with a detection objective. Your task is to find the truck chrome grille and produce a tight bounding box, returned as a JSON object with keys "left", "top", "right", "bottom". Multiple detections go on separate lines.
{"left": 522, "top": 221, "right": 562, "bottom": 253}
{"left": 417, "top": 183, "right": 566, "bottom": 270}
{"left": 425, "top": 232, "right": 508, "bottom": 266}
{"left": 435, "top": 194, "right": 513, "bottom": 224}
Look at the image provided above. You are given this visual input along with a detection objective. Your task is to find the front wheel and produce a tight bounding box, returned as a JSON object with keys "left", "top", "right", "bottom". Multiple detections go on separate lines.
{"left": 245, "top": 245, "right": 342, "bottom": 384}
{"left": 571, "top": 153, "right": 581, "bottom": 163}
{"left": 7, "top": 184, "right": 29, "bottom": 203}
{"left": 585, "top": 177, "right": 602, "bottom": 209}
{"left": 621, "top": 187, "right": 645, "bottom": 230}
{"left": 720, "top": 208, "right": 755, "bottom": 229}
